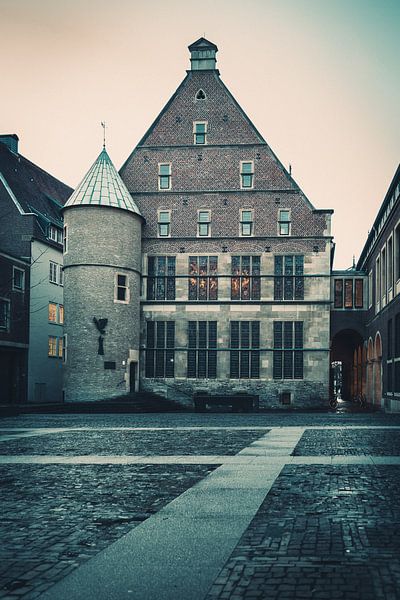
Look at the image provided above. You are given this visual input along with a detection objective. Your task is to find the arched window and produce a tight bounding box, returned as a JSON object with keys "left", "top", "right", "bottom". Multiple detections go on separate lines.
{"left": 196, "top": 89, "right": 206, "bottom": 100}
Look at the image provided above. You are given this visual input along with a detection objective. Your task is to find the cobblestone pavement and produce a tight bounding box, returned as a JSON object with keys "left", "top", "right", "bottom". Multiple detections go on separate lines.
{"left": 0, "top": 429, "right": 267, "bottom": 456}
{"left": 0, "top": 413, "right": 399, "bottom": 599}
{"left": 205, "top": 465, "right": 400, "bottom": 600}
{"left": 292, "top": 428, "right": 400, "bottom": 456}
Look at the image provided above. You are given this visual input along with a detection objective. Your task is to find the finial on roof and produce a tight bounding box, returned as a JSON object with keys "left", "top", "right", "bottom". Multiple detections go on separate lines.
{"left": 101, "top": 121, "right": 106, "bottom": 149}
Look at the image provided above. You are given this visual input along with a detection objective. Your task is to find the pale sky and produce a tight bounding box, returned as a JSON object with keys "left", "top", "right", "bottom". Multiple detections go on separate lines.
{"left": 1, "top": 0, "right": 399, "bottom": 268}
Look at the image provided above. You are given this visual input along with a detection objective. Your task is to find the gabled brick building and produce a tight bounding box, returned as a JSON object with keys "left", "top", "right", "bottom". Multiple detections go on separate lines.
{"left": 113, "top": 37, "right": 334, "bottom": 408}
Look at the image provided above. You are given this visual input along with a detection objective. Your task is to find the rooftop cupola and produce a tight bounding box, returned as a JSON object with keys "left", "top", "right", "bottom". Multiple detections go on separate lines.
{"left": 188, "top": 37, "right": 218, "bottom": 71}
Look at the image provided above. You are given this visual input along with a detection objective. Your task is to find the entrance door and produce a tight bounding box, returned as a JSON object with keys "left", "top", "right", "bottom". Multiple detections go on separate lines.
{"left": 129, "top": 362, "right": 137, "bottom": 394}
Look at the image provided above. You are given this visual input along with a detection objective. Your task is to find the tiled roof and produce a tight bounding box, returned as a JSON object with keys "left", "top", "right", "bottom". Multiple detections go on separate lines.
{"left": 0, "top": 141, "right": 73, "bottom": 228}
{"left": 65, "top": 148, "right": 141, "bottom": 216}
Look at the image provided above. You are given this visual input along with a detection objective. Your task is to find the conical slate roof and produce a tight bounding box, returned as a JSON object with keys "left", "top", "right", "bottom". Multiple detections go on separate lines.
{"left": 64, "top": 148, "right": 141, "bottom": 215}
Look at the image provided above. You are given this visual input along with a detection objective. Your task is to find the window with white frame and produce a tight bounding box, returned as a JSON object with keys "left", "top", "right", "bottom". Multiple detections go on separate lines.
{"left": 193, "top": 121, "right": 207, "bottom": 145}
{"left": 0, "top": 298, "right": 10, "bottom": 331}
{"left": 12, "top": 267, "right": 25, "bottom": 291}
{"left": 58, "top": 265, "right": 63, "bottom": 287}
{"left": 49, "top": 225, "right": 63, "bottom": 244}
{"left": 158, "top": 210, "right": 171, "bottom": 237}
{"left": 240, "top": 161, "right": 254, "bottom": 189}
{"left": 158, "top": 164, "right": 171, "bottom": 190}
{"left": 115, "top": 273, "right": 129, "bottom": 303}
{"left": 49, "top": 261, "right": 58, "bottom": 284}
{"left": 278, "top": 210, "right": 291, "bottom": 236}
{"left": 197, "top": 210, "right": 211, "bottom": 237}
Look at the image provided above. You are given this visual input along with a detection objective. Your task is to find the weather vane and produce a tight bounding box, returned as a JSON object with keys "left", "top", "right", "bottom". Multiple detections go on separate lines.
{"left": 101, "top": 121, "right": 106, "bottom": 148}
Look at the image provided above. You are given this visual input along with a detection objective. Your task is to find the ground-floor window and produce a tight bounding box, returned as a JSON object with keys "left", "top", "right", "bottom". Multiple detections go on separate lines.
{"left": 230, "top": 321, "right": 260, "bottom": 378}
{"left": 187, "top": 321, "right": 217, "bottom": 378}
{"left": 145, "top": 321, "right": 175, "bottom": 378}
{"left": 273, "top": 321, "right": 303, "bottom": 379}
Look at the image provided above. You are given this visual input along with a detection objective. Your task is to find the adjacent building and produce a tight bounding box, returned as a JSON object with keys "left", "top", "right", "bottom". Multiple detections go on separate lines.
{"left": 0, "top": 135, "right": 72, "bottom": 403}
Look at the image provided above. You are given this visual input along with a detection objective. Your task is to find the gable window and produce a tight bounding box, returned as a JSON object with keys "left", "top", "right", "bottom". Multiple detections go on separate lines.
{"left": 187, "top": 321, "right": 217, "bottom": 378}
{"left": 0, "top": 298, "right": 10, "bottom": 331}
{"left": 278, "top": 210, "right": 291, "bottom": 236}
{"left": 158, "top": 210, "right": 171, "bottom": 237}
{"left": 197, "top": 210, "right": 211, "bottom": 237}
{"left": 158, "top": 164, "right": 171, "bottom": 190}
{"left": 115, "top": 273, "right": 129, "bottom": 303}
{"left": 193, "top": 121, "right": 207, "bottom": 145}
{"left": 273, "top": 321, "right": 304, "bottom": 379}
{"left": 231, "top": 256, "right": 261, "bottom": 301}
{"left": 189, "top": 256, "right": 218, "bottom": 300}
{"left": 240, "top": 161, "right": 254, "bottom": 189}
{"left": 240, "top": 209, "right": 253, "bottom": 236}
{"left": 147, "top": 256, "right": 176, "bottom": 300}
{"left": 230, "top": 321, "right": 260, "bottom": 378}
{"left": 196, "top": 89, "right": 206, "bottom": 100}
{"left": 274, "top": 255, "right": 304, "bottom": 300}
{"left": 13, "top": 267, "right": 25, "bottom": 291}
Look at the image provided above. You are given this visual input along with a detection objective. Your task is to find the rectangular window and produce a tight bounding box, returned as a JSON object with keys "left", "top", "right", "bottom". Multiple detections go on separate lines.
{"left": 158, "top": 210, "right": 171, "bottom": 237}
{"left": 115, "top": 273, "right": 129, "bottom": 303}
{"left": 344, "top": 279, "right": 353, "bottom": 308}
{"left": 59, "top": 305, "right": 64, "bottom": 324}
{"left": 334, "top": 279, "right": 343, "bottom": 308}
{"left": 187, "top": 321, "right": 217, "bottom": 378}
{"left": 240, "top": 209, "right": 253, "bottom": 236}
{"left": 274, "top": 255, "right": 304, "bottom": 300}
{"left": 388, "top": 236, "right": 393, "bottom": 292}
{"left": 368, "top": 271, "right": 373, "bottom": 308}
{"left": 395, "top": 224, "right": 400, "bottom": 282}
{"left": 230, "top": 321, "right": 260, "bottom": 378}
{"left": 381, "top": 247, "right": 386, "bottom": 298}
{"left": 63, "top": 225, "right": 68, "bottom": 254}
{"left": 240, "top": 161, "right": 254, "bottom": 189}
{"left": 12, "top": 267, "right": 25, "bottom": 291}
{"left": 48, "top": 336, "right": 57, "bottom": 357}
{"left": 147, "top": 256, "right": 176, "bottom": 300}
{"left": 388, "top": 319, "right": 393, "bottom": 360}
{"left": 48, "top": 302, "right": 57, "bottom": 322}
{"left": 193, "top": 121, "right": 207, "bottom": 145}
{"left": 49, "top": 225, "right": 63, "bottom": 244}
{"left": 145, "top": 321, "right": 175, "bottom": 378}
{"left": 62, "top": 334, "right": 67, "bottom": 363}
{"left": 278, "top": 209, "right": 291, "bottom": 236}
{"left": 197, "top": 210, "right": 211, "bottom": 237}
{"left": 354, "top": 279, "right": 363, "bottom": 308}
{"left": 58, "top": 337, "right": 63, "bottom": 358}
{"left": 158, "top": 164, "right": 171, "bottom": 190}
{"left": 188, "top": 256, "right": 218, "bottom": 300}
{"left": 58, "top": 266, "right": 63, "bottom": 287}
{"left": 0, "top": 298, "right": 10, "bottom": 331}
{"left": 49, "top": 261, "right": 58, "bottom": 284}
{"left": 231, "top": 256, "right": 261, "bottom": 301}
{"left": 376, "top": 256, "right": 381, "bottom": 307}
{"left": 395, "top": 314, "right": 400, "bottom": 358}
{"left": 273, "top": 321, "right": 304, "bottom": 379}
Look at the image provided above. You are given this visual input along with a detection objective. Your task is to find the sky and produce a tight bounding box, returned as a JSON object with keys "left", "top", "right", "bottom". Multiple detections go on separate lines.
{"left": 1, "top": 0, "right": 399, "bottom": 269}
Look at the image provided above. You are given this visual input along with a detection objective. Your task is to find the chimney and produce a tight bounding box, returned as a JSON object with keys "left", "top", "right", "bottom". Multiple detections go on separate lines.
{"left": 188, "top": 38, "right": 218, "bottom": 71}
{"left": 0, "top": 134, "right": 19, "bottom": 153}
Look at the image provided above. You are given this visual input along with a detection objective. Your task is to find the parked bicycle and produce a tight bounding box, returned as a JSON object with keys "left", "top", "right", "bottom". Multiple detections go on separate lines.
{"left": 329, "top": 395, "right": 338, "bottom": 409}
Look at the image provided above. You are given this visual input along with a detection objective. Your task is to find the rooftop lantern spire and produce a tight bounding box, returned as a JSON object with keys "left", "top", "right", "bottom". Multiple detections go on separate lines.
{"left": 188, "top": 37, "right": 218, "bottom": 71}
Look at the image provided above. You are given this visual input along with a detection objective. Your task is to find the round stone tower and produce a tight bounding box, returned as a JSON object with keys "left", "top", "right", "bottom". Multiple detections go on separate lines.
{"left": 62, "top": 147, "right": 143, "bottom": 402}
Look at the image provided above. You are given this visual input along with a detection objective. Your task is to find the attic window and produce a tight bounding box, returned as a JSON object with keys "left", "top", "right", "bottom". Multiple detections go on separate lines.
{"left": 196, "top": 89, "right": 206, "bottom": 100}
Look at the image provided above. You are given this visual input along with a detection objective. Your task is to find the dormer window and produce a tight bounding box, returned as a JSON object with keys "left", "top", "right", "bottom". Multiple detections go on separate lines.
{"left": 240, "top": 161, "right": 254, "bottom": 189}
{"left": 194, "top": 122, "right": 207, "bottom": 145}
{"left": 278, "top": 210, "right": 291, "bottom": 236}
{"left": 49, "top": 225, "right": 63, "bottom": 244}
{"left": 196, "top": 89, "right": 206, "bottom": 100}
